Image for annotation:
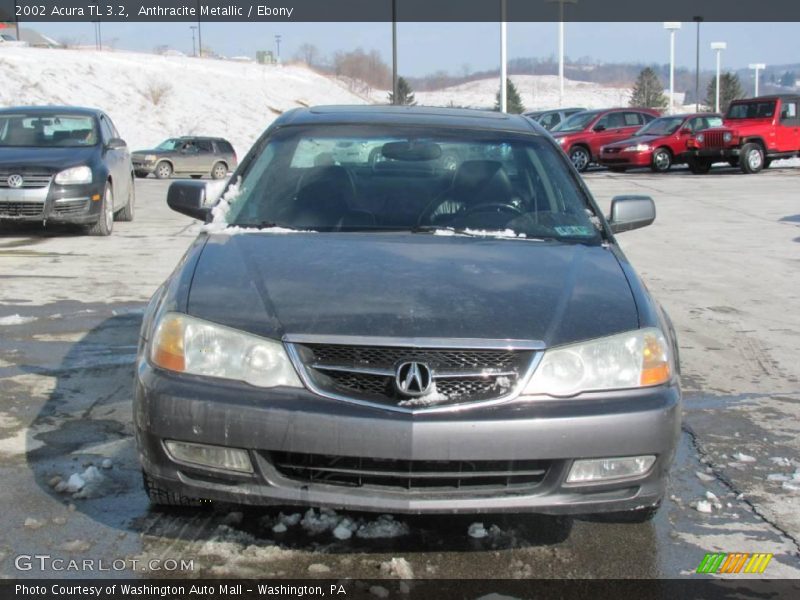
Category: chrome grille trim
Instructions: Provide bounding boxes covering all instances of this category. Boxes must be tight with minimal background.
[0,171,53,189]
[284,337,543,414]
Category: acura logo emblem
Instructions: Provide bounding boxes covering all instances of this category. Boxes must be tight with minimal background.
[395,361,432,397]
[7,174,23,189]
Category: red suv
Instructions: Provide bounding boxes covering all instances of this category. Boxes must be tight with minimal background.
[598,113,722,172]
[551,108,661,172]
[687,95,800,174]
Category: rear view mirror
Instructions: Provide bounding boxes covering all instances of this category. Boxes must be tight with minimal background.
[608,195,655,234]
[593,124,606,132]
[106,137,127,149]
[382,141,442,162]
[167,180,211,221]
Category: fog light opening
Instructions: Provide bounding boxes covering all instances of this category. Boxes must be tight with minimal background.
[164,440,253,473]
[567,455,656,483]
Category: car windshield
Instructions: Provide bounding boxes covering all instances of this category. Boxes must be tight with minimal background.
[221,125,602,243]
[727,101,776,119]
[156,138,182,150]
[637,116,685,136]
[0,113,98,147]
[551,111,599,133]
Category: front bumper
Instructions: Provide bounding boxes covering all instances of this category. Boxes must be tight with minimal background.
[134,360,681,515]
[687,147,740,159]
[0,181,105,224]
[132,159,156,173]
[598,151,652,167]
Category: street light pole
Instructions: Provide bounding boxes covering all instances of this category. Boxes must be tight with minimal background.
[547,0,576,108]
[190,26,197,57]
[275,34,282,64]
[500,0,507,112]
[693,16,702,112]
[748,63,765,97]
[664,22,681,114]
[392,0,398,105]
[196,1,202,57]
[711,42,726,112]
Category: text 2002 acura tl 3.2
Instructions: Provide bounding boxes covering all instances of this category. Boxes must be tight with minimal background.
[135,106,681,522]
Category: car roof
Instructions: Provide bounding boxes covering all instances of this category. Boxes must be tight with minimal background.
[731,94,800,102]
[0,105,103,117]
[272,105,543,135]
[174,136,230,142]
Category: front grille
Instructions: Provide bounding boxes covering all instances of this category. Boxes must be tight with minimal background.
[53,198,89,216]
[603,147,622,154]
[271,451,549,491]
[290,341,535,410]
[0,202,44,217]
[0,170,52,189]
[702,131,727,148]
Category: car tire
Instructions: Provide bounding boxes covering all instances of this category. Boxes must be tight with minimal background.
[87,183,114,236]
[115,179,135,222]
[154,161,173,179]
[687,157,712,174]
[740,143,764,174]
[142,472,205,508]
[211,162,228,180]
[651,148,672,172]
[569,146,591,172]
[134,170,149,178]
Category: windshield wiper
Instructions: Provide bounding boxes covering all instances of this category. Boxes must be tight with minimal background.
[411,225,554,240]
[230,221,298,230]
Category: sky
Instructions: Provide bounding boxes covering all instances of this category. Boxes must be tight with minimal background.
[25,21,800,76]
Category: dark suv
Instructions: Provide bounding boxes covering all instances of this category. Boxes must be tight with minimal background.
[132,137,237,180]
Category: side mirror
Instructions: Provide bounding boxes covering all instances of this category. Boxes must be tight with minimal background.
[106,137,127,149]
[167,181,211,221]
[607,195,655,234]
[593,124,606,132]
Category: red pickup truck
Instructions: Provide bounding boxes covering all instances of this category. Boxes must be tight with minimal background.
[687,94,800,174]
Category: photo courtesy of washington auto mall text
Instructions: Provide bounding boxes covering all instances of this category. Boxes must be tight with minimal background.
[0,0,799,599]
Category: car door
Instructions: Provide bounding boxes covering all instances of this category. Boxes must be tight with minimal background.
[588,112,627,157]
[98,114,126,210]
[776,99,800,151]
[194,140,216,173]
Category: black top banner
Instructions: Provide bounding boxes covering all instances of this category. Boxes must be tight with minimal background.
[2,0,800,23]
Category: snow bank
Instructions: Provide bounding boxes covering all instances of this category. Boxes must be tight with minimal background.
[266,508,409,540]
[0,314,37,326]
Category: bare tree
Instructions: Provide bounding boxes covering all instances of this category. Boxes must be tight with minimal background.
[294,43,319,66]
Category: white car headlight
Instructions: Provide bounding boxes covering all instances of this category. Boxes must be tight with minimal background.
[723,132,733,142]
[556,137,567,145]
[523,328,672,397]
[696,133,705,143]
[623,144,651,152]
[54,165,92,185]
[149,313,302,388]
[144,154,157,162]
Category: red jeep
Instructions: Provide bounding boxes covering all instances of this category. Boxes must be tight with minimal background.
[687,94,800,174]
[550,108,661,172]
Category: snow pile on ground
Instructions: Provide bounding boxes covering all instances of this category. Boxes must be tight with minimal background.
[0,314,37,326]
[266,508,409,540]
[370,74,632,111]
[0,47,369,157]
[380,557,414,579]
[51,465,107,499]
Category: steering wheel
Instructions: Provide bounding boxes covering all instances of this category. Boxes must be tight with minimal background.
[461,202,524,218]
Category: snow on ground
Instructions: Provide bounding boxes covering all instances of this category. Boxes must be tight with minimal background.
[370,74,633,111]
[0,47,369,157]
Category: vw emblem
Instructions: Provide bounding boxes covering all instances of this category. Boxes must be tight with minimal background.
[7,174,23,189]
[395,362,432,397]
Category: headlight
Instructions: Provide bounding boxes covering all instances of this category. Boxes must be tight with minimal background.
[556,137,567,145]
[723,132,733,143]
[696,133,705,143]
[54,166,92,185]
[144,154,157,162]
[523,328,672,397]
[149,312,302,388]
[622,144,651,152]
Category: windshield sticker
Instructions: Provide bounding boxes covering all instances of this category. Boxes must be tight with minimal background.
[554,225,594,237]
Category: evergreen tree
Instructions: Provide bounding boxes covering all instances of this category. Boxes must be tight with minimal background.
[779,71,797,88]
[495,79,525,113]
[629,68,668,109]
[388,77,416,105]
[705,72,744,112]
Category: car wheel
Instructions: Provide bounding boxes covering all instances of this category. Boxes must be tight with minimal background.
[154,161,173,179]
[211,162,228,180]
[740,143,764,174]
[651,148,672,172]
[569,146,591,172]
[142,472,205,508]
[687,157,712,174]
[87,183,114,236]
[115,179,135,222]
[134,170,149,178]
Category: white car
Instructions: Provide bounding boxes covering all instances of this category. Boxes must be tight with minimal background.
[0,33,28,47]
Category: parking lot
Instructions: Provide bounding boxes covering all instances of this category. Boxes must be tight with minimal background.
[1,166,799,579]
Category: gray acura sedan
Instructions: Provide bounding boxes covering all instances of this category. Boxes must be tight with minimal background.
[135,106,680,522]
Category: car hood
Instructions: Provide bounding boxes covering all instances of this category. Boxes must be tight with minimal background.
[186,232,639,348]
[718,119,773,134]
[0,145,97,170]
[604,134,666,149]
